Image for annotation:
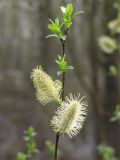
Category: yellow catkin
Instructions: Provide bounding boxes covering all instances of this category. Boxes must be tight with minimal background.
[108,18,120,34]
[98,36,117,54]
[31,66,62,105]
[51,93,88,138]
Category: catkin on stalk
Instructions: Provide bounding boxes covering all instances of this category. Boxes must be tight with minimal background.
[51,93,87,138]
[31,66,62,105]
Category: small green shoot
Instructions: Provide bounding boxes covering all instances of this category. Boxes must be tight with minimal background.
[17,152,27,160]
[61,3,84,29]
[16,127,38,160]
[61,3,73,29]
[98,145,118,160]
[47,18,63,39]
[55,55,74,75]
[109,65,118,76]
[47,3,84,40]
[111,104,120,122]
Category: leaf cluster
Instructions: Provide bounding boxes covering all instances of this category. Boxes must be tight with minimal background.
[111,104,120,123]
[55,55,73,75]
[47,3,83,40]
[17,127,38,160]
[98,145,118,160]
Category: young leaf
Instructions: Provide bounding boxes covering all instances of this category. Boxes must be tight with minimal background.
[46,34,59,39]
[48,18,63,39]
[66,3,73,16]
[61,6,66,14]
[111,104,120,123]
[17,152,26,160]
[55,18,60,26]
[64,19,72,29]
[72,11,84,18]
[48,24,61,34]
[98,145,118,160]
[55,55,74,74]
[55,55,68,72]
[109,65,118,76]
[67,66,74,70]
[17,127,38,160]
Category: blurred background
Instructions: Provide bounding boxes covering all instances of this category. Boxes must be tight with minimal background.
[0,0,120,160]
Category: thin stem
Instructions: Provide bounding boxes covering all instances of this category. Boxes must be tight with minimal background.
[118,36,120,98]
[54,31,68,160]
[62,40,65,57]
[54,133,60,160]
[61,40,66,101]
[62,71,65,100]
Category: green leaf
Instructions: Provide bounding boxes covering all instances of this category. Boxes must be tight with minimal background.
[111,104,120,123]
[46,34,59,39]
[60,3,82,30]
[66,3,73,16]
[48,19,63,38]
[98,145,118,160]
[55,55,74,74]
[27,143,36,155]
[67,66,74,70]
[17,127,38,160]
[109,65,118,76]
[61,3,82,29]
[23,136,30,142]
[63,18,72,28]
[72,10,84,18]
[46,140,55,158]
[55,18,60,26]
[55,55,68,72]
[17,152,26,160]
[27,127,36,137]
[48,24,61,33]
[60,61,67,71]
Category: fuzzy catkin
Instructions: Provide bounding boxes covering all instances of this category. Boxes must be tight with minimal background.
[31,66,62,105]
[51,93,88,138]
[108,18,120,34]
[98,36,117,54]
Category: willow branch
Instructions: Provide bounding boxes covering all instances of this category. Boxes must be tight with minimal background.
[54,31,67,160]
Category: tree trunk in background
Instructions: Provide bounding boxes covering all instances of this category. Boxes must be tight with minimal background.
[39,0,51,68]
[88,0,120,158]
[87,0,120,159]
[68,0,120,159]
[103,54,120,157]
[88,1,104,158]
